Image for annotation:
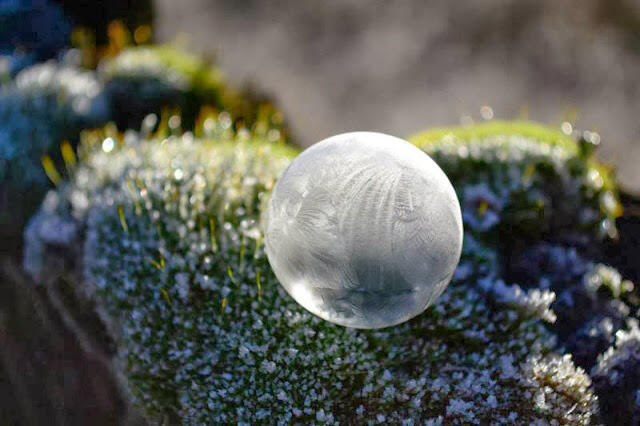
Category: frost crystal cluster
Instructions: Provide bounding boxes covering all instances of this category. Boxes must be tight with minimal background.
[265,132,463,329]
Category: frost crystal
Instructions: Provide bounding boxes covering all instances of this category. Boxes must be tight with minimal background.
[265,132,463,329]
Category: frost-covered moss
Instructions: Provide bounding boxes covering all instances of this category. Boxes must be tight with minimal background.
[0,60,107,187]
[2,45,287,246]
[25,120,599,424]
[0,59,109,239]
[99,45,286,133]
[410,121,638,425]
[410,120,621,243]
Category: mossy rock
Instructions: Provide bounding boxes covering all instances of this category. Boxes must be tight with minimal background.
[25,119,606,424]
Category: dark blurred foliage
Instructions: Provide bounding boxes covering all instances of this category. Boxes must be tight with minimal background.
[505,196,640,424]
[0,0,70,75]
[0,0,154,72]
[606,192,640,284]
[0,2,152,424]
[55,0,153,46]
[506,206,640,425]
[0,0,71,58]
[591,333,640,426]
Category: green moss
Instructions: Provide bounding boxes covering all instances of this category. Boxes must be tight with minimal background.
[410,120,579,153]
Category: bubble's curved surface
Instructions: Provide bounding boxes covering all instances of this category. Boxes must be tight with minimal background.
[265,132,463,328]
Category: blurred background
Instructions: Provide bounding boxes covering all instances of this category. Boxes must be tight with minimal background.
[154,0,640,194]
[0,1,638,425]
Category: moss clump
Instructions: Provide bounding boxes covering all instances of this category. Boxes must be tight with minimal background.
[0,60,109,244]
[409,120,621,243]
[409,120,638,425]
[412,120,580,151]
[0,61,108,187]
[1,45,289,253]
[25,119,599,424]
[99,45,287,134]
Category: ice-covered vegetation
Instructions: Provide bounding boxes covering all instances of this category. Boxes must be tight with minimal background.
[25,117,639,424]
[1,43,284,244]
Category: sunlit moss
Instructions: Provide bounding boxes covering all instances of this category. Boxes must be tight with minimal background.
[411,120,580,152]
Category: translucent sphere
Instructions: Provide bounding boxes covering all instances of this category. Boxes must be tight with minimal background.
[264,132,463,329]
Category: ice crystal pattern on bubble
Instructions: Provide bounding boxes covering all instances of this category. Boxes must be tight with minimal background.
[265,132,463,329]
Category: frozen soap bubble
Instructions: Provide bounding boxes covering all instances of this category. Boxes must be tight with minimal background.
[264,132,463,329]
